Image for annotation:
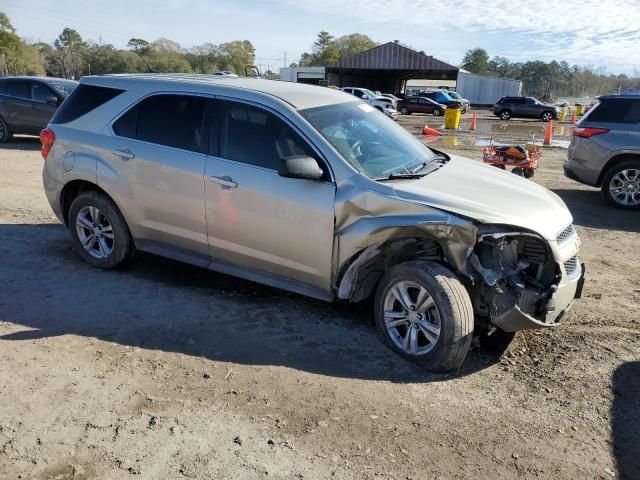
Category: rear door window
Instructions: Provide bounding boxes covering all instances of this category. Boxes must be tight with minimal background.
[6,81,30,99]
[113,94,208,153]
[51,84,124,124]
[219,101,316,171]
[587,99,640,124]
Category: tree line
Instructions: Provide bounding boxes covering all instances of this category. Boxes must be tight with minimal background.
[0,12,257,78]
[3,9,638,98]
[461,47,640,99]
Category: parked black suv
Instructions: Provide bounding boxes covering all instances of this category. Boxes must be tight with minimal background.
[493,96,560,122]
[0,76,78,142]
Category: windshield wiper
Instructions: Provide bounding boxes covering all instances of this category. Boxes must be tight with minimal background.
[375,172,427,182]
[410,154,448,174]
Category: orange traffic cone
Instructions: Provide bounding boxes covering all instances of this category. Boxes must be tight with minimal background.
[571,110,577,124]
[423,126,443,136]
[470,112,477,130]
[543,120,553,146]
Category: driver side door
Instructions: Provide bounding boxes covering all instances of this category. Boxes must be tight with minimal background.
[204,99,336,293]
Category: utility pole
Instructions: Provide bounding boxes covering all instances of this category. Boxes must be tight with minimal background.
[283,52,287,67]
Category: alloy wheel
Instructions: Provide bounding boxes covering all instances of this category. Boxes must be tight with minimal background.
[0,121,6,141]
[609,168,640,206]
[383,281,441,355]
[500,111,511,120]
[542,112,553,121]
[75,206,115,259]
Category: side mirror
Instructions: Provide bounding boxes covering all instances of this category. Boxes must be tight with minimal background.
[361,94,369,100]
[46,96,59,105]
[278,155,324,181]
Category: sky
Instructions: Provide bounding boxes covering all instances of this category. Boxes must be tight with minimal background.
[4,0,640,75]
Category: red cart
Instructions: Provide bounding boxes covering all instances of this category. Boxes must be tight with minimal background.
[482,138,541,178]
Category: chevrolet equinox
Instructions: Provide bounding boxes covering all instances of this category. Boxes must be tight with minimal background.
[42,74,585,372]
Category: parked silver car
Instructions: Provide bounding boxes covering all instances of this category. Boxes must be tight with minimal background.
[565,94,640,209]
[42,74,584,371]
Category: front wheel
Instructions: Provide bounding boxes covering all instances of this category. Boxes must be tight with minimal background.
[374,261,474,372]
[541,111,554,122]
[399,106,409,115]
[432,108,442,116]
[601,160,640,210]
[69,191,134,268]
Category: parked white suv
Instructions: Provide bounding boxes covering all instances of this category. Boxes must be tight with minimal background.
[341,87,398,120]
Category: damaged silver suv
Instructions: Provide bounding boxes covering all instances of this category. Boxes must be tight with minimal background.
[42,75,585,372]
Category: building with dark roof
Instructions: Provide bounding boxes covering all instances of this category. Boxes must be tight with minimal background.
[325,41,458,93]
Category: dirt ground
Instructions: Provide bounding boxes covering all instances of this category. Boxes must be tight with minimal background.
[1,112,639,480]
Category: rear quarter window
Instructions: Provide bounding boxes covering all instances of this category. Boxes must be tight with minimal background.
[586,100,640,124]
[51,84,124,124]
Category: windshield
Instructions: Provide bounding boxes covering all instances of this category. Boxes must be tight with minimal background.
[300,101,438,179]
[362,88,378,98]
[48,82,78,97]
[448,92,461,99]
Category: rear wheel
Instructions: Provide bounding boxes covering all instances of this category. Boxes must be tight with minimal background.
[0,117,10,143]
[399,106,409,115]
[601,160,640,210]
[432,108,442,116]
[69,191,134,268]
[374,261,474,372]
[511,167,524,176]
[523,167,535,178]
[499,110,512,121]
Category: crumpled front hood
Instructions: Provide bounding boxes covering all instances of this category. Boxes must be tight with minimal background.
[391,154,573,240]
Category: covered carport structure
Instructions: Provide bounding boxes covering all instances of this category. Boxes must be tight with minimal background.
[326,41,458,94]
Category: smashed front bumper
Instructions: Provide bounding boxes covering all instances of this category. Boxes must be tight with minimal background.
[493,261,585,332]
[470,227,584,333]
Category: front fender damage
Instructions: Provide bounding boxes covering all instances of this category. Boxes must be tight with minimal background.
[333,185,478,301]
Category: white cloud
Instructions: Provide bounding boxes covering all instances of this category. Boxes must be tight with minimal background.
[277,0,640,72]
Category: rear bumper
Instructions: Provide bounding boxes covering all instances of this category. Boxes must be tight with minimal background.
[563,157,600,187]
[42,165,65,224]
[492,262,585,332]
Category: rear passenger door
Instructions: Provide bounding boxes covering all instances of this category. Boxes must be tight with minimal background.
[4,80,32,131]
[107,93,210,261]
[204,99,336,291]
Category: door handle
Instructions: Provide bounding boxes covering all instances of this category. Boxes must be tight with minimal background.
[208,175,237,189]
[111,148,135,160]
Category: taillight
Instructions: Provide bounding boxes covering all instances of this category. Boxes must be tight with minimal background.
[573,126,609,138]
[40,128,56,160]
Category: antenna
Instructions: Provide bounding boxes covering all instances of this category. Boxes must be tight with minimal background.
[134,51,157,73]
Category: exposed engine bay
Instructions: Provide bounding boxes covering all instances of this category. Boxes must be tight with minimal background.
[468,231,561,331]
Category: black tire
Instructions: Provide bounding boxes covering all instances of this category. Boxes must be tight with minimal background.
[374,261,474,372]
[399,106,409,115]
[499,110,511,121]
[375,106,383,113]
[0,117,10,143]
[68,191,134,268]
[600,159,640,210]
[492,164,506,170]
[524,167,535,178]
[432,108,442,117]
[511,167,524,176]
[541,111,554,122]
